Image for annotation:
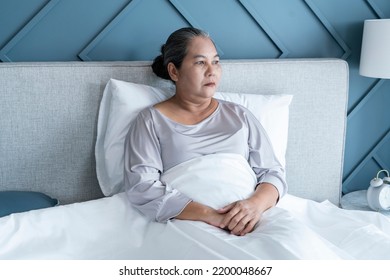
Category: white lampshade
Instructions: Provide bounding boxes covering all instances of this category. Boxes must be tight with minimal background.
[359,19,390,79]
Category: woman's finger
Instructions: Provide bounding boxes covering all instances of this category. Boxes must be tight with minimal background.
[219,202,241,228]
[240,217,259,236]
[216,202,235,213]
[230,214,252,236]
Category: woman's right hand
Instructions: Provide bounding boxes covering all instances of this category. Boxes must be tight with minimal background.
[175,201,226,228]
[203,207,229,229]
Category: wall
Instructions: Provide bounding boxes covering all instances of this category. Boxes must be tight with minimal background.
[1,0,389,194]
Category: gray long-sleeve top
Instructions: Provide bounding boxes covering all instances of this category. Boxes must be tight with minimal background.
[124,99,287,222]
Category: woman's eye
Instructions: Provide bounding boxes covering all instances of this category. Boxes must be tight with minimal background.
[195,61,205,65]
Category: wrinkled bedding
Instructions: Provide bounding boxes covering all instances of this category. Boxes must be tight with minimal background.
[1,153,389,260]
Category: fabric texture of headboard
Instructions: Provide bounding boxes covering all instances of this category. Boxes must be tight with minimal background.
[0,59,348,205]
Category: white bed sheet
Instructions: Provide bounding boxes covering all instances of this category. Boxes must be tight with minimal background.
[1,154,389,260]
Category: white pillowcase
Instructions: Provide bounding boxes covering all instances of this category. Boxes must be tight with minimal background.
[95,79,292,196]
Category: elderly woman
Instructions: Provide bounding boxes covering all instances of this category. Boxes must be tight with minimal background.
[124,27,287,236]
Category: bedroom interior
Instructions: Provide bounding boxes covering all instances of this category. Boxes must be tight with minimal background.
[0,0,390,275]
[1,0,389,195]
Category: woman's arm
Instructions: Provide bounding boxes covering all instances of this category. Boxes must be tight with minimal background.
[124,110,192,222]
[245,106,288,200]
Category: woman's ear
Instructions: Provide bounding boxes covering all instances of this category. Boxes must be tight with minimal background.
[167,62,179,82]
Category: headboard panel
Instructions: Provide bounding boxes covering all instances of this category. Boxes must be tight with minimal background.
[0,59,348,205]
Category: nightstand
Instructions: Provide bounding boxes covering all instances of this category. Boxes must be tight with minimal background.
[341,190,390,217]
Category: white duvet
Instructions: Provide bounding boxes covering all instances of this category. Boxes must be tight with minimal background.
[1,153,390,260]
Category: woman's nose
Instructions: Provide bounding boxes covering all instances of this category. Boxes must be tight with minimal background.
[206,63,216,76]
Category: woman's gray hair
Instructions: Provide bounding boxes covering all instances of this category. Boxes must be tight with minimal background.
[152,27,211,81]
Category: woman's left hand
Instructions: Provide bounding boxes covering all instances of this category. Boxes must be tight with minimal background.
[217,182,279,236]
[217,198,263,236]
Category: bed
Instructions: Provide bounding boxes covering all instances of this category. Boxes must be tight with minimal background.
[0,59,389,260]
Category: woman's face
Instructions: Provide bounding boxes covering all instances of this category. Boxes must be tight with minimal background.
[169,36,221,102]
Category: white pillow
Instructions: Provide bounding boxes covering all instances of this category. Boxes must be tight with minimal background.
[95,79,292,196]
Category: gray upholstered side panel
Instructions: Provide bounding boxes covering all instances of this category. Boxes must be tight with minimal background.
[0,59,348,205]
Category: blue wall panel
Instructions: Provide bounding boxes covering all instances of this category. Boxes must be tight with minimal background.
[241,0,346,58]
[0,0,49,49]
[0,0,130,61]
[170,0,282,59]
[80,0,190,61]
[1,0,389,195]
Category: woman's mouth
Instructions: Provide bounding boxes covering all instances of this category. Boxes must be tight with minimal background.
[204,82,216,87]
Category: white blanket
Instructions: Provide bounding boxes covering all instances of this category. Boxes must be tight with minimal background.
[1,153,390,259]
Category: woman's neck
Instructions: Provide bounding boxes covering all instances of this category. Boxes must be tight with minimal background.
[170,94,216,114]
[155,95,219,125]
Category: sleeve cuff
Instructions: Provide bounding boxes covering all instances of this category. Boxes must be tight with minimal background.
[259,174,287,201]
[155,191,192,223]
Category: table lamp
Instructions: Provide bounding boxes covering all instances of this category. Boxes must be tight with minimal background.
[359,19,390,211]
[360,19,390,78]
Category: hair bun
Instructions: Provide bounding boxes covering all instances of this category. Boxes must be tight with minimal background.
[151,54,171,80]
[160,44,166,55]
